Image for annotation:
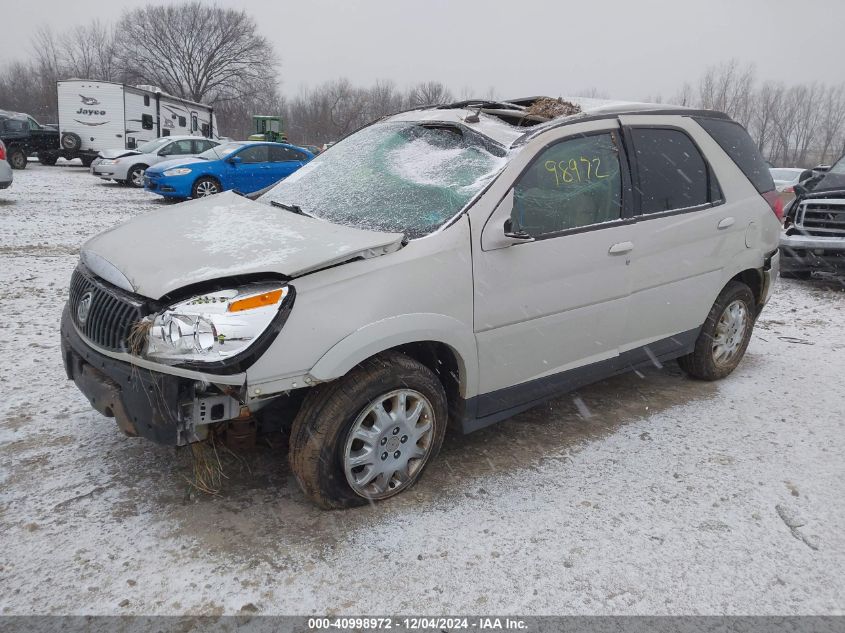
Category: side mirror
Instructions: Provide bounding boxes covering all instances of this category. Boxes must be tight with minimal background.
[503,217,533,242]
[228,155,242,165]
[481,189,534,250]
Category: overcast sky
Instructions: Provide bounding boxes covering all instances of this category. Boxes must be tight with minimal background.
[3,0,843,100]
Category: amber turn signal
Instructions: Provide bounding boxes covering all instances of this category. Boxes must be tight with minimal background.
[228,288,285,312]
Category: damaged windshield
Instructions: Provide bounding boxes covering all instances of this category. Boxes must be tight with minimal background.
[261,121,508,238]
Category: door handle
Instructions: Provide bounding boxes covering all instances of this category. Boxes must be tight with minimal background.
[608,241,634,255]
[717,217,735,229]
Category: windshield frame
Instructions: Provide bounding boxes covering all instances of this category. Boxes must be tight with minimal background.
[258,119,510,240]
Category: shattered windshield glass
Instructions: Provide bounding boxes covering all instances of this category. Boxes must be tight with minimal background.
[261,121,508,238]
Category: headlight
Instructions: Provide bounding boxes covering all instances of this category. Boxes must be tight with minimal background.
[145,284,290,365]
[99,159,119,165]
[163,167,192,176]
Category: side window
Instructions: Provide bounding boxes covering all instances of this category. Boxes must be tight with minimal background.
[162,128,170,137]
[177,115,186,128]
[268,146,305,162]
[141,114,154,130]
[512,133,622,237]
[143,95,150,107]
[201,122,209,136]
[630,128,711,213]
[191,114,198,132]
[28,117,40,131]
[167,139,194,155]
[237,145,269,164]
[193,139,213,153]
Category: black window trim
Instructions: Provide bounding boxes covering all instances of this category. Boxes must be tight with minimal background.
[623,123,725,222]
[501,125,636,244]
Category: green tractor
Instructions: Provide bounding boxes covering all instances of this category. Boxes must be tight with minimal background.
[248,115,287,143]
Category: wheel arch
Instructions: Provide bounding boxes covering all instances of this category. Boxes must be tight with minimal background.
[309,314,478,403]
[730,268,763,307]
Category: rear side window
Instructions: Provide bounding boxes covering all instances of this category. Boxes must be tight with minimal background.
[630,128,711,213]
[141,114,154,130]
[695,117,774,193]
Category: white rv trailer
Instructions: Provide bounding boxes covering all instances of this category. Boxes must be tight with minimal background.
[55,80,217,164]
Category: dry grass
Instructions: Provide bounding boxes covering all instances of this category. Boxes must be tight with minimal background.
[183,433,252,496]
[128,318,152,356]
[525,97,582,119]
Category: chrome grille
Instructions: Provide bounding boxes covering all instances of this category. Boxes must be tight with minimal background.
[796,201,845,237]
[68,268,147,352]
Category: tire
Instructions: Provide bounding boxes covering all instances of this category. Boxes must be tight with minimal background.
[126,164,148,188]
[678,281,756,381]
[191,177,221,198]
[8,148,27,170]
[289,351,448,509]
[61,132,81,151]
[38,152,58,166]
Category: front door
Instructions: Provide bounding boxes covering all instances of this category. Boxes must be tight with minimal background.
[230,145,270,192]
[472,125,634,418]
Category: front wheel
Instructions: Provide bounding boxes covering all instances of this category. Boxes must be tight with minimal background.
[678,281,755,381]
[191,177,220,198]
[126,164,147,188]
[289,351,448,509]
[8,149,27,170]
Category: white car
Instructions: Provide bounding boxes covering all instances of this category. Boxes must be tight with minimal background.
[62,98,781,508]
[90,136,219,188]
[0,140,12,189]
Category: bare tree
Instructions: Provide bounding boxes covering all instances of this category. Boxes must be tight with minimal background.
[816,84,845,163]
[407,81,453,107]
[115,2,277,104]
[699,59,756,126]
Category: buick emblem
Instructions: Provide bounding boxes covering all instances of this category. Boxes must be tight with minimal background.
[77,291,93,326]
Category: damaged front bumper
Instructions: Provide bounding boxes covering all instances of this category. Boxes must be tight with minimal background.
[60,306,244,446]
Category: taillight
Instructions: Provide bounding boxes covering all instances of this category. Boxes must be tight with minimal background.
[0,141,5,161]
[762,190,784,222]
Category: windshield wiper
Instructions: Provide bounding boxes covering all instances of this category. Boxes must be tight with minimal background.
[271,200,314,218]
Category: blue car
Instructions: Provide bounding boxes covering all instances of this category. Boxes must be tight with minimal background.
[144,141,313,199]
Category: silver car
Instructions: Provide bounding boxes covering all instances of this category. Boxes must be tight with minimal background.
[90,135,219,187]
[61,98,781,508]
[0,140,12,189]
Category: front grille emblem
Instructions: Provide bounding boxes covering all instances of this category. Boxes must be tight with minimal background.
[77,291,93,326]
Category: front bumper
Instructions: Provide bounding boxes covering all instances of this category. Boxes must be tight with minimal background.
[144,173,191,198]
[61,306,198,445]
[779,233,845,273]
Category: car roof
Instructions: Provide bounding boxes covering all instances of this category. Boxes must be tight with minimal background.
[385,96,727,148]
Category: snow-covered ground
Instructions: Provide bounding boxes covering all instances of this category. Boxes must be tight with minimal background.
[1,162,843,616]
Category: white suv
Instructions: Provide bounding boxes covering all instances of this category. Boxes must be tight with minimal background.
[90,135,219,187]
[61,98,781,508]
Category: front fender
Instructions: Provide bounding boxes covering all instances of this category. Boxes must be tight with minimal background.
[309,313,478,399]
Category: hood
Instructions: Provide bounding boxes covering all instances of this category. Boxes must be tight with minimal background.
[146,157,203,174]
[81,191,405,299]
[99,148,140,159]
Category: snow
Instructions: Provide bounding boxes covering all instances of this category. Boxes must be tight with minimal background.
[1,162,844,616]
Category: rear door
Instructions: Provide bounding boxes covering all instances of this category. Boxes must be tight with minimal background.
[267,146,307,186]
[472,121,635,417]
[620,115,744,354]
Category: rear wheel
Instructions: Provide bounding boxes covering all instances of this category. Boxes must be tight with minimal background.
[289,351,448,509]
[192,177,220,198]
[8,148,27,170]
[127,164,148,188]
[678,281,755,381]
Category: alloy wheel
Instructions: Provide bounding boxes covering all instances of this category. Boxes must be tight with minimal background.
[195,181,219,197]
[342,389,435,499]
[712,299,749,366]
